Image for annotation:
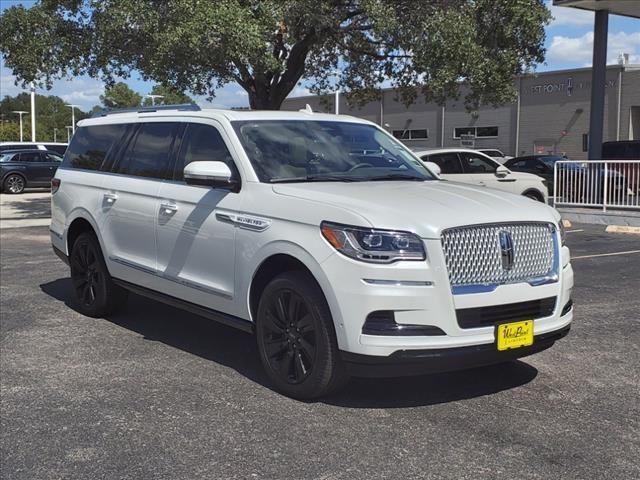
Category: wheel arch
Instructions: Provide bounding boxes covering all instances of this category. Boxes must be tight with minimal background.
[522,188,546,202]
[2,170,27,187]
[247,246,346,349]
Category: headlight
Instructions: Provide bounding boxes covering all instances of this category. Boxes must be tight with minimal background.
[558,219,566,245]
[320,221,425,263]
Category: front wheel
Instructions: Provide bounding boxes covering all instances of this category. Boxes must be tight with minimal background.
[69,232,128,317]
[256,271,348,399]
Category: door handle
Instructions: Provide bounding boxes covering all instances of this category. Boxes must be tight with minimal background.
[103,192,118,204]
[160,202,178,215]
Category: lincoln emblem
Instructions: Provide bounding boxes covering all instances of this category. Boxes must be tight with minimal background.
[498,230,515,271]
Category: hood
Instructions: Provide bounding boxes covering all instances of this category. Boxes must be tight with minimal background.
[272,180,558,239]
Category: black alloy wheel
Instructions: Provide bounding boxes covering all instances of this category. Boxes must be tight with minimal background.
[4,174,25,194]
[69,232,127,317]
[262,288,317,384]
[256,272,348,399]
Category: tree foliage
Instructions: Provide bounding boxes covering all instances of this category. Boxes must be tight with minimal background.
[0,0,551,110]
[99,82,142,109]
[0,93,90,142]
[142,84,194,106]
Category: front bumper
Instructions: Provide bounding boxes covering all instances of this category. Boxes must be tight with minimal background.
[341,324,571,378]
[321,238,574,357]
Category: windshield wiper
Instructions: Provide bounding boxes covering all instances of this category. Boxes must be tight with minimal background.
[368,174,427,182]
[269,174,359,183]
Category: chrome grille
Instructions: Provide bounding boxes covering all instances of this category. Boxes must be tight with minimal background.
[441,223,556,287]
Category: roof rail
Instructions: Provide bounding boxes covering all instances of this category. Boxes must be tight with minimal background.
[91,103,201,118]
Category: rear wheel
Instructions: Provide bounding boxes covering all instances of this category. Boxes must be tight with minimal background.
[69,232,128,317]
[4,174,25,194]
[256,271,348,399]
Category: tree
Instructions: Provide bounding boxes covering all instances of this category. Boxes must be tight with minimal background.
[0,122,21,142]
[0,1,551,110]
[99,82,142,109]
[0,93,90,142]
[142,84,194,106]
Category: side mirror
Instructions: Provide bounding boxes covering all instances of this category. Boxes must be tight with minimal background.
[184,161,239,191]
[424,161,441,177]
[495,165,510,177]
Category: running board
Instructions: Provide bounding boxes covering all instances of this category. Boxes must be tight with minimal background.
[112,278,254,334]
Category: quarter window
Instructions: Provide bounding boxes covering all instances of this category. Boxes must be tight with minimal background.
[116,122,179,179]
[174,123,236,181]
[63,124,126,171]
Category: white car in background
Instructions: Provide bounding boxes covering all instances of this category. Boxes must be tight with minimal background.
[415,148,548,203]
[478,149,512,164]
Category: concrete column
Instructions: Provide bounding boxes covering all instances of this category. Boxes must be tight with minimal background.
[588,9,608,159]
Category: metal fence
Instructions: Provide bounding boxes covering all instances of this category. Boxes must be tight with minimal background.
[553,160,640,211]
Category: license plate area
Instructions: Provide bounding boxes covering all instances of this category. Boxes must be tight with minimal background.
[496,320,534,351]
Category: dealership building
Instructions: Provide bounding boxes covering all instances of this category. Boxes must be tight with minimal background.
[282,64,640,160]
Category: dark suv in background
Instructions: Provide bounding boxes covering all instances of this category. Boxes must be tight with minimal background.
[0,149,63,194]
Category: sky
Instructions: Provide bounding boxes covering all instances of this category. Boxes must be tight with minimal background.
[1,0,639,112]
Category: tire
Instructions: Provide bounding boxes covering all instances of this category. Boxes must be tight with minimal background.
[69,232,128,317]
[256,271,349,399]
[3,174,25,194]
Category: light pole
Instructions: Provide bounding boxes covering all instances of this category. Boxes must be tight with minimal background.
[30,82,36,141]
[65,104,80,134]
[66,126,73,142]
[53,128,58,142]
[145,94,164,106]
[331,70,341,115]
[12,111,28,142]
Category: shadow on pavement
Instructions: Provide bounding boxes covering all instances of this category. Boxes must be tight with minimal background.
[40,277,538,407]
[2,191,51,218]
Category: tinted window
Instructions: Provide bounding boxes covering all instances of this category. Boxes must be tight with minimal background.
[117,122,178,179]
[175,123,235,181]
[44,152,63,162]
[43,144,67,155]
[509,159,528,169]
[425,153,463,174]
[18,152,41,163]
[63,124,125,171]
[459,152,497,173]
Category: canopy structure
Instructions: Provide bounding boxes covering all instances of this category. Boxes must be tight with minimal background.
[553,0,640,159]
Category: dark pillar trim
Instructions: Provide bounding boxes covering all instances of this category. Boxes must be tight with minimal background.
[588,9,609,159]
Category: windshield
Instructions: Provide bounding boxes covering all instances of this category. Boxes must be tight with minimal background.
[232,120,435,183]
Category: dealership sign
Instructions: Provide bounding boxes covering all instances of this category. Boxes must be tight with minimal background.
[529,77,616,96]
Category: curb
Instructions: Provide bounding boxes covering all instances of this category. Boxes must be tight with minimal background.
[605,225,640,235]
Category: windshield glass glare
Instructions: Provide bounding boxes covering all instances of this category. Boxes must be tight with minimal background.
[232,120,435,183]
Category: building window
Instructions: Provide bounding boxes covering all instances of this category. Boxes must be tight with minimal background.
[453,126,499,139]
[392,129,428,140]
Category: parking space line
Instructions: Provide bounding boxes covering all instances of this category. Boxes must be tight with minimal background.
[572,250,640,260]
[566,229,584,233]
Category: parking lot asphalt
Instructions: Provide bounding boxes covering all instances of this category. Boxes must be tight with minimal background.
[1,223,639,480]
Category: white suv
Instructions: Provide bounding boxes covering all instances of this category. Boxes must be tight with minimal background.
[415,148,548,203]
[50,105,574,399]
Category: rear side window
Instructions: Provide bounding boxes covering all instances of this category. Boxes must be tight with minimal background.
[116,122,179,179]
[63,124,125,171]
[18,152,41,163]
[174,123,235,181]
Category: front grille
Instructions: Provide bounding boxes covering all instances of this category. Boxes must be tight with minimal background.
[441,222,556,288]
[456,297,557,329]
